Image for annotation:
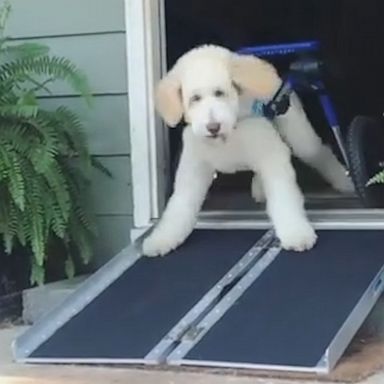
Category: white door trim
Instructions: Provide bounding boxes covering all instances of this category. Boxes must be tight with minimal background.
[124,0,168,229]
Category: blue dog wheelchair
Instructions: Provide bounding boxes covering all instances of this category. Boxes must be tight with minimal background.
[238,41,384,208]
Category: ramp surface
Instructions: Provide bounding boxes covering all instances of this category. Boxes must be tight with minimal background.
[27,230,262,361]
[178,231,384,371]
[14,228,384,374]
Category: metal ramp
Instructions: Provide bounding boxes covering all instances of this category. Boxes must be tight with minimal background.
[13,229,384,375]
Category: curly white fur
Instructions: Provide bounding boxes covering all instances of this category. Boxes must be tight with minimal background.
[143,45,353,256]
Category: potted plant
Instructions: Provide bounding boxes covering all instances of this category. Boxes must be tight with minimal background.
[0,2,106,315]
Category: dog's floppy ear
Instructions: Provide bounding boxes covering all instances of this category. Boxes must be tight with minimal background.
[231,54,282,100]
[155,69,183,127]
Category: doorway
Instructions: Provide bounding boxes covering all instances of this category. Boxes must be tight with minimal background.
[163,0,384,217]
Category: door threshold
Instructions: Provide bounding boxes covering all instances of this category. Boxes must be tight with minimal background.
[197,209,384,230]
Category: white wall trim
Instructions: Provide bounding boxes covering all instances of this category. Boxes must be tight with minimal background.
[124,0,166,228]
[130,227,151,243]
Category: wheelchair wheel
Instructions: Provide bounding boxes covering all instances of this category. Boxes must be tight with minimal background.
[346,115,384,208]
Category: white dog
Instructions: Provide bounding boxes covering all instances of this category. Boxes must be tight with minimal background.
[143,45,353,256]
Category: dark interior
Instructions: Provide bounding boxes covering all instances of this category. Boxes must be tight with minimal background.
[164,0,384,211]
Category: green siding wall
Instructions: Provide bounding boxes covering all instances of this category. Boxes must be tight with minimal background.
[8,0,133,266]
[8,0,125,38]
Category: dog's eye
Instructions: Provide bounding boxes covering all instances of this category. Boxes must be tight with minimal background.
[232,82,242,94]
[190,94,202,104]
[214,89,226,98]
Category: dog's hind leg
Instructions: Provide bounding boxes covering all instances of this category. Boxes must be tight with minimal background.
[142,147,214,257]
[275,93,354,194]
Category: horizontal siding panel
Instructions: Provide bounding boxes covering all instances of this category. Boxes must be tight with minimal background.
[93,215,133,267]
[40,95,130,155]
[89,157,132,215]
[8,0,125,38]
[28,34,128,95]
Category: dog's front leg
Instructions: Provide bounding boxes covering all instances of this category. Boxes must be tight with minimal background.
[142,149,214,257]
[257,147,317,252]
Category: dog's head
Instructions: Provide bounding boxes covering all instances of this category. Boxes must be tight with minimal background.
[155,45,281,140]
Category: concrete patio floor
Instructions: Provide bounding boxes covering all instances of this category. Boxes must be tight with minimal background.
[1,326,384,384]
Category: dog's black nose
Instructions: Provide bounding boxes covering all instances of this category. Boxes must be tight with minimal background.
[207,122,220,135]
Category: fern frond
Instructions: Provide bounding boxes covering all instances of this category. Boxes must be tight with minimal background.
[0,143,25,210]
[0,77,15,96]
[15,209,26,247]
[68,215,93,265]
[91,157,112,178]
[65,255,75,279]
[0,143,11,179]
[39,107,90,164]
[367,170,384,185]
[0,104,38,118]
[24,176,47,266]
[0,42,49,61]
[4,201,17,253]
[0,56,92,103]
[23,116,59,173]
[0,187,17,254]
[6,148,25,210]
[1,122,37,155]
[42,161,71,223]
[30,261,45,286]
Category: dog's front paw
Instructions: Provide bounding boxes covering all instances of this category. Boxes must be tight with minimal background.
[332,172,355,194]
[142,232,179,257]
[278,221,317,252]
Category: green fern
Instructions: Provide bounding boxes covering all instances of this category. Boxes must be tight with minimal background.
[367,170,384,186]
[0,3,106,285]
[0,56,92,104]
[0,43,50,62]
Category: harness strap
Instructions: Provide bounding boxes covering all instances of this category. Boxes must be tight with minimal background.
[251,79,292,119]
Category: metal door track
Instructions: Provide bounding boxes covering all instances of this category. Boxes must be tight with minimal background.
[13,229,384,375]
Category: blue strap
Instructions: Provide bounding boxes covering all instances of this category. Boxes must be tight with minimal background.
[251,100,266,117]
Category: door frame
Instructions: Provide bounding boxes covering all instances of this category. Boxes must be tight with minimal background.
[124,0,168,230]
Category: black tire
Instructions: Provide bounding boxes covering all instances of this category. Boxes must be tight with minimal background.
[346,115,384,208]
